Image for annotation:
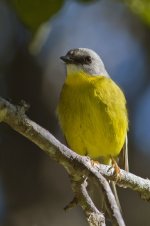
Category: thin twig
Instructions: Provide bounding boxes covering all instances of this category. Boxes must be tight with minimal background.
[95,164,150,201]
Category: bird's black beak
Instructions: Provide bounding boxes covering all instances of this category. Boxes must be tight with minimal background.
[60,55,72,63]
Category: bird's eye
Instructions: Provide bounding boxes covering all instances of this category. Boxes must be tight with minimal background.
[84,56,92,64]
[69,50,74,56]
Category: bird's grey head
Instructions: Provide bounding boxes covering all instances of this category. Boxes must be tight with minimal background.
[60,48,109,77]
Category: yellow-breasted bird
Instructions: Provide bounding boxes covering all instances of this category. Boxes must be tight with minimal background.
[57,48,129,207]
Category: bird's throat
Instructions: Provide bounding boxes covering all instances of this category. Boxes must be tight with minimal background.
[66,65,94,86]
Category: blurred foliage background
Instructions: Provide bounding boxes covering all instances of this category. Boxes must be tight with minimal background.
[0,0,150,225]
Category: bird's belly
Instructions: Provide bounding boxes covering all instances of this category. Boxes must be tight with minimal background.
[64,115,123,159]
[58,93,126,159]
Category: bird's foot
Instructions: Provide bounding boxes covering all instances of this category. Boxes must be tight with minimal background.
[90,159,100,167]
[110,156,121,182]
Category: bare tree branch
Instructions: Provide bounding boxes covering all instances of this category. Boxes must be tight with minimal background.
[0,97,150,225]
[70,176,106,226]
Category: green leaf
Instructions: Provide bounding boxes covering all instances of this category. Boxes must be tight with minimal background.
[10,0,64,31]
[123,0,150,25]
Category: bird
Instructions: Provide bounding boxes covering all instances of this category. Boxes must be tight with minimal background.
[57,48,129,208]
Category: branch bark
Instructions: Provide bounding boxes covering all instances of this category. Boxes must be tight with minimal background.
[0,97,150,225]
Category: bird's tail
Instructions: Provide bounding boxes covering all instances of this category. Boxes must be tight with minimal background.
[111,181,122,211]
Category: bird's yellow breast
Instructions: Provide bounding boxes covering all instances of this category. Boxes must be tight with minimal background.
[57,71,128,160]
